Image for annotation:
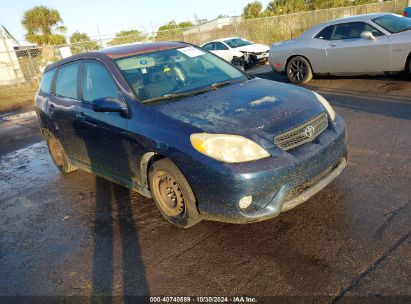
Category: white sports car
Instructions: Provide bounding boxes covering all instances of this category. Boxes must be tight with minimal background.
[202,37,269,68]
[269,13,411,83]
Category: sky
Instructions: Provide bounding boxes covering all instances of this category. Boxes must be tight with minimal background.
[1,0,271,43]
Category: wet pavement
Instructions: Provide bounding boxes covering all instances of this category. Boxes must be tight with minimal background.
[0,67,410,302]
[0,111,42,155]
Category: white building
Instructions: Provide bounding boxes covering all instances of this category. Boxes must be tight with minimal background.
[0,30,25,85]
[183,16,242,36]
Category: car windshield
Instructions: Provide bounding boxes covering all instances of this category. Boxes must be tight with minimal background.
[115,46,247,104]
[373,14,411,33]
[224,38,253,48]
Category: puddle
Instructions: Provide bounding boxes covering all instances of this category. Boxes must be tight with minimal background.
[0,142,58,201]
[1,111,37,122]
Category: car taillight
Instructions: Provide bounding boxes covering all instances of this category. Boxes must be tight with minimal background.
[404,11,408,17]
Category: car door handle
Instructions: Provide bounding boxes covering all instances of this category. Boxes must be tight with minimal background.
[330,44,337,47]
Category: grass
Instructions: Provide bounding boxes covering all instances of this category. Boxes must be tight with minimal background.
[0,84,38,114]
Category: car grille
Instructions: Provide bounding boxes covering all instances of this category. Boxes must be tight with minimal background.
[285,160,340,201]
[274,113,328,150]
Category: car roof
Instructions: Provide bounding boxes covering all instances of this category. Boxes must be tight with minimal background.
[330,12,388,24]
[98,41,188,58]
[44,41,188,72]
[299,12,392,38]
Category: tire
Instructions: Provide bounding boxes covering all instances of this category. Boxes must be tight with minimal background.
[407,55,411,77]
[286,56,313,84]
[45,131,78,173]
[148,158,201,228]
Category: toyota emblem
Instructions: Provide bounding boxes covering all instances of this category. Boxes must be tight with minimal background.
[303,125,315,138]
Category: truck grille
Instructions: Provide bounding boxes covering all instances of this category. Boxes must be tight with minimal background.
[274,113,328,150]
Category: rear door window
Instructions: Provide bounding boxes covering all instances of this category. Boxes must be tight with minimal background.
[202,43,214,51]
[55,63,80,99]
[39,69,56,93]
[214,42,229,50]
[82,61,118,103]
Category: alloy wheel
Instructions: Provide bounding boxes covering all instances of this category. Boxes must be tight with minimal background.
[288,59,307,82]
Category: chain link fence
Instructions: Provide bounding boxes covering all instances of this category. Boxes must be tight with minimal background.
[0,0,408,111]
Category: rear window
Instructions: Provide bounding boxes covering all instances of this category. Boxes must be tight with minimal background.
[39,69,56,93]
[373,14,411,33]
[55,63,79,99]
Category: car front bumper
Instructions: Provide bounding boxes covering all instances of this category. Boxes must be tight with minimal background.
[244,52,269,64]
[175,114,348,224]
[256,52,269,60]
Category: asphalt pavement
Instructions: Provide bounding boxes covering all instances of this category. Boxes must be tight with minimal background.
[0,65,410,303]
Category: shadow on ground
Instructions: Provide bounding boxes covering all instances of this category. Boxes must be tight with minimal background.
[76,117,150,301]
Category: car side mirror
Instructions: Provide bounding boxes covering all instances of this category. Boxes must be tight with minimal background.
[92,97,127,115]
[361,31,375,40]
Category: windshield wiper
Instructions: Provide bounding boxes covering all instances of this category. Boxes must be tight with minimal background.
[143,79,244,104]
[209,79,243,89]
[143,86,215,104]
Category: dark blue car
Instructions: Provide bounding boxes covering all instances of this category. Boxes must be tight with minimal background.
[35,42,347,228]
[404,6,411,17]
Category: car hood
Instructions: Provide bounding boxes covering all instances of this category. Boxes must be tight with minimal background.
[155,78,325,148]
[235,43,269,53]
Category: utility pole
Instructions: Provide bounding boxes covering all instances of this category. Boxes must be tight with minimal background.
[150,21,156,42]
[96,25,103,47]
[194,13,202,44]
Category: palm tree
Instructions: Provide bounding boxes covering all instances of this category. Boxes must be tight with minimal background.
[242,1,263,19]
[108,30,146,46]
[69,31,100,54]
[21,6,67,45]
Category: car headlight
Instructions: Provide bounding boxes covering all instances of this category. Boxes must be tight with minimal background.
[190,133,270,163]
[313,91,335,121]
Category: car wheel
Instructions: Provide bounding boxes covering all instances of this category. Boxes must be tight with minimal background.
[46,131,77,173]
[286,56,313,84]
[149,158,201,228]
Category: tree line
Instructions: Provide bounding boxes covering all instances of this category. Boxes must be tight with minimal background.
[20,1,381,50]
[20,5,194,52]
[242,0,380,19]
